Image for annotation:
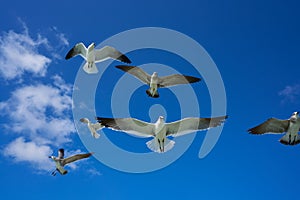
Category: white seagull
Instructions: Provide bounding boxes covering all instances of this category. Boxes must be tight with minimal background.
[248,111,300,145]
[80,118,103,139]
[49,149,93,176]
[115,65,201,98]
[96,115,228,153]
[65,42,131,74]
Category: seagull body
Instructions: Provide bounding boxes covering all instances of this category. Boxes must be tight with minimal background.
[80,118,103,139]
[248,112,300,145]
[96,115,228,153]
[115,65,201,98]
[66,43,131,74]
[49,149,93,175]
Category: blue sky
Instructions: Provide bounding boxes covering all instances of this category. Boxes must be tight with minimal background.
[1,0,300,199]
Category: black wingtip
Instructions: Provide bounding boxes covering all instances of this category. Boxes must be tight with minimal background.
[117,55,131,64]
[115,65,136,72]
[65,48,74,60]
[185,75,201,83]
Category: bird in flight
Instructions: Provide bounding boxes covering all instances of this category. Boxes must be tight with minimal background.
[80,118,103,139]
[115,65,201,98]
[96,115,228,153]
[49,148,93,176]
[65,42,131,74]
[248,111,300,145]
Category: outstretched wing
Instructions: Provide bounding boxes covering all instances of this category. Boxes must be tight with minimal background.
[65,42,87,59]
[58,148,65,159]
[115,65,151,84]
[158,74,200,88]
[248,118,289,135]
[166,116,228,137]
[62,153,93,166]
[95,46,131,63]
[96,117,155,138]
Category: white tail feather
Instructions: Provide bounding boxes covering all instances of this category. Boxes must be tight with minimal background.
[146,138,175,153]
[83,63,98,74]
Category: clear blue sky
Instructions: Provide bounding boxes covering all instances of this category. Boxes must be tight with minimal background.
[1,0,300,199]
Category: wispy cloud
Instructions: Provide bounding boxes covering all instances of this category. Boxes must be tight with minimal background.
[0,76,75,146]
[0,21,92,175]
[0,27,51,80]
[3,137,53,171]
[87,168,102,176]
[0,21,70,80]
[278,84,300,103]
[0,75,78,173]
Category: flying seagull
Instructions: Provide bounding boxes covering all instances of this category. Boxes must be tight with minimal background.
[248,111,300,145]
[49,149,93,176]
[65,42,131,74]
[96,115,228,153]
[115,65,201,98]
[80,118,103,139]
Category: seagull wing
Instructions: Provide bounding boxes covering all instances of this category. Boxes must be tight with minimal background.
[94,46,131,63]
[96,117,155,138]
[166,116,228,137]
[65,42,87,59]
[62,153,93,166]
[58,148,64,159]
[115,65,151,84]
[158,74,201,88]
[248,118,289,135]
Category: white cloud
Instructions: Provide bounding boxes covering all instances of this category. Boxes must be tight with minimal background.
[0,76,75,146]
[3,137,54,171]
[0,29,51,80]
[87,168,102,176]
[278,84,300,103]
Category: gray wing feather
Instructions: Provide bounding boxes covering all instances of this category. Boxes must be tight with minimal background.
[65,43,87,59]
[62,153,93,166]
[95,46,131,63]
[115,65,151,84]
[96,117,154,137]
[248,118,289,135]
[158,74,201,88]
[166,116,228,137]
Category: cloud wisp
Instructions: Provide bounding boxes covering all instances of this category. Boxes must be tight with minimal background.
[278,84,300,104]
[0,22,70,80]
[0,29,51,80]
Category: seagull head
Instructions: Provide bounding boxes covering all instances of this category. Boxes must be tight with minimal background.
[158,116,165,122]
[153,72,158,77]
[80,118,89,124]
[292,111,299,116]
[290,112,300,122]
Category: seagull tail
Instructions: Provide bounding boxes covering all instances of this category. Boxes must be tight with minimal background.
[146,138,175,153]
[83,63,98,74]
[279,134,300,145]
[57,167,68,175]
[146,89,159,98]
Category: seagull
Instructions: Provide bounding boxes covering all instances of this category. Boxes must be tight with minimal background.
[65,42,131,74]
[115,65,201,98]
[80,118,103,139]
[96,115,228,153]
[248,111,300,145]
[49,149,93,176]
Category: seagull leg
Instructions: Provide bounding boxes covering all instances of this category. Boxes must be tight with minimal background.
[51,170,57,176]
